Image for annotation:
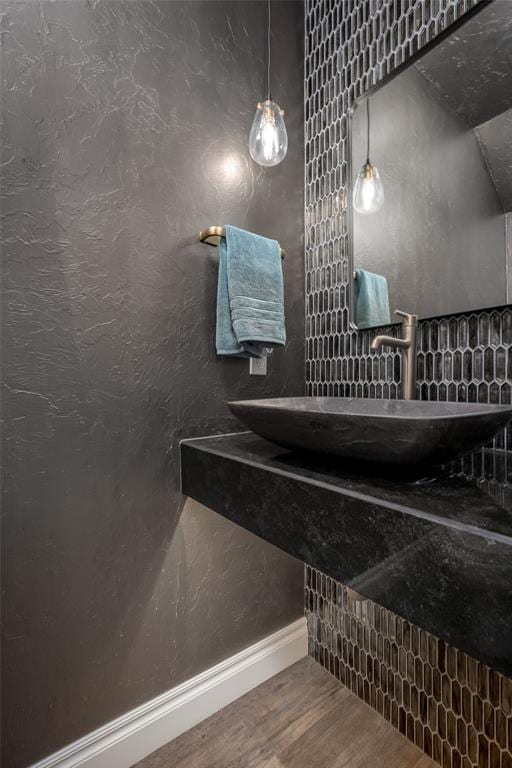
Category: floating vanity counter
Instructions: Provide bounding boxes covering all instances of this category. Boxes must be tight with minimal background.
[181,432,512,678]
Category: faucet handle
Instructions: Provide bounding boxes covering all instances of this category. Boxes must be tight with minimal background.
[395,309,418,326]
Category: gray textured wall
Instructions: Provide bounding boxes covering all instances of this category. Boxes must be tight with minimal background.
[475,109,512,214]
[352,65,506,321]
[507,213,512,302]
[1,2,304,766]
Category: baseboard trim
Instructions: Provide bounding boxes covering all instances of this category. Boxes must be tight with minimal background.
[30,617,307,768]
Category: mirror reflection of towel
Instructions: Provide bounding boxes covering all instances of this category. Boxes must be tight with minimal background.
[355,268,391,328]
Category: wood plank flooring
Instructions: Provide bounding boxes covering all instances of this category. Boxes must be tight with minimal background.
[133,657,436,768]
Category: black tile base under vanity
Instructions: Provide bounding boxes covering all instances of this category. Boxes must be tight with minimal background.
[307,568,512,768]
[180,432,512,679]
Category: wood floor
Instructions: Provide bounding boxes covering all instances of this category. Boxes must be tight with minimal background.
[133,657,436,768]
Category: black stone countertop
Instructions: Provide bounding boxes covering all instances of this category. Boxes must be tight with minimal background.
[180,432,512,678]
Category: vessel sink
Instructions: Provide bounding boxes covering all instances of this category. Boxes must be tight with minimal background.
[227,397,512,467]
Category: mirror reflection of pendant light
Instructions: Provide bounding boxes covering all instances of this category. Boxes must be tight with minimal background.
[353,99,384,214]
[249,0,288,166]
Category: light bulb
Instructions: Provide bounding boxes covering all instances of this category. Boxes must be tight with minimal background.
[353,161,384,215]
[249,99,288,166]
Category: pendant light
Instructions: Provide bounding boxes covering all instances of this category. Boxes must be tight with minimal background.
[353,99,384,214]
[249,0,288,166]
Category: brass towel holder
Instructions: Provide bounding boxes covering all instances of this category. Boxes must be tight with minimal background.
[198,226,286,259]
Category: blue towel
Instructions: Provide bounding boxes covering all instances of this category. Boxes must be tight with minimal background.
[216,225,285,358]
[355,268,391,328]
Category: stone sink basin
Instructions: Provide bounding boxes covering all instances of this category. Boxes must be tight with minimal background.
[227,397,512,467]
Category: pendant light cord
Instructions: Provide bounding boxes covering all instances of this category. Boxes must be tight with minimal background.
[267,0,271,100]
[366,98,370,162]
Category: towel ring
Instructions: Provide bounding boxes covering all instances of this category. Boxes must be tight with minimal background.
[198,226,286,260]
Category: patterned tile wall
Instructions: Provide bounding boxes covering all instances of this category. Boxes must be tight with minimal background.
[304,2,512,766]
[306,567,512,768]
[304,0,511,510]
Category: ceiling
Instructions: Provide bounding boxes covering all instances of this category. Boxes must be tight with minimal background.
[416,0,512,128]
[415,0,512,212]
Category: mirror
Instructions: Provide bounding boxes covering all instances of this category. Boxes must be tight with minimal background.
[349,0,512,330]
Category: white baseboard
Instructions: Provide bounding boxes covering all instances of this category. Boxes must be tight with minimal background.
[30,617,307,768]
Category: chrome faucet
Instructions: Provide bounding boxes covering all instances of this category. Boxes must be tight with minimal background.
[370,310,418,400]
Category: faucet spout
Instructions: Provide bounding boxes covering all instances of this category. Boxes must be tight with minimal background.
[370,334,410,351]
[370,310,418,400]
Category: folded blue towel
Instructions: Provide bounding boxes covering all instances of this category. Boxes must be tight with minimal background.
[355,268,391,328]
[216,225,285,358]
